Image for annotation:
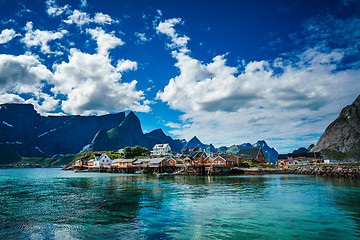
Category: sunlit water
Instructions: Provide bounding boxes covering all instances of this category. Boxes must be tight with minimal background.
[1,168,360,239]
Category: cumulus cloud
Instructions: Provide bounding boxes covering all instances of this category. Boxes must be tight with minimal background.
[0,29,20,44]
[94,12,115,24]
[21,22,68,54]
[25,92,59,115]
[0,93,25,104]
[0,53,58,115]
[64,10,116,27]
[0,54,52,93]
[156,17,360,152]
[63,9,91,26]
[156,18,190,52]
[52,49,150,115]
[46,0,69,17]
[117,59,138,72]
[86,27,123,55]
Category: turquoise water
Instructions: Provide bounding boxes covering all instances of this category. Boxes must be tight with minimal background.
[1,169,360,239]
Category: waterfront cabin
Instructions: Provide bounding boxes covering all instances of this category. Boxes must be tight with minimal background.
[220,153,242,167]
[111,159,136,168]
[93,153,112,167]
[166,158,176,166]
[152,144,172,155]
[147,158,167,167]
[132,159,151,167]
[238,148,266,163]
[278,152,322,165]
[173,158,186,167]
[73,158,88,167]
[87,159,94,166]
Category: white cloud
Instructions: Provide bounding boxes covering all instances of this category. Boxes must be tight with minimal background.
[86,27,124,55]
[63,9,91,26]
[64,10,116,27]
[117,59,138,72]
[156,18,190,52]
[25,92,59,115]
[52,49,150,115]
[0,29,19,44]
[0,54,52,94]
[21,22,68,54]
[165,122,184,129]
[81,0,87,7]
[0,53,58,115]
[134,32,152,44]
[0,93,25,104]
[46,0,69,17]
[156,18,360,152]
[94,12,115,24]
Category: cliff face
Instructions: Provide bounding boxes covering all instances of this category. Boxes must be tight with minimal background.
[312,95,360,153]
[0,103,125,157]
[85,113,185,153]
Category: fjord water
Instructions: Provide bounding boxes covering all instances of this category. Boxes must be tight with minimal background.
[1,169,360,240]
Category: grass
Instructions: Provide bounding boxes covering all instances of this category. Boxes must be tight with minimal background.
[322,149,360,160]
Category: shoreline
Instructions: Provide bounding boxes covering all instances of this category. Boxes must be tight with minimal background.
[65,164,360,178]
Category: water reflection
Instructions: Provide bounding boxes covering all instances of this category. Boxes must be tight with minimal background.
[1,169,360,239]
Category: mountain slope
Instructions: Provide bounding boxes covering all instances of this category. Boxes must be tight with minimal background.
[217,140,278,163]
[0,103,125,157]
[183,136,216,151]
[145,129,183,153]
[312,95,360,157]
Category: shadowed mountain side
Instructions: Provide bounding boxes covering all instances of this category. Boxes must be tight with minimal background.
[312,95,360,160]
[183,136,216,151]
[145,129,183,153]
[0,103,125,157]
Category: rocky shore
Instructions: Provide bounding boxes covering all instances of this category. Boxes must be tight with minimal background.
[288,165,360,177]
[240,165,360,177]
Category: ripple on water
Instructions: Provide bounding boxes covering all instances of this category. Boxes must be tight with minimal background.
[1,169,360,239]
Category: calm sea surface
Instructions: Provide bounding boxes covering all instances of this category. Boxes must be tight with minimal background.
[0,168,360,240]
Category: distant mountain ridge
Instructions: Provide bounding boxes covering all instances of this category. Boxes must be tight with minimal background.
[0,103,279,163]
[218,140,279,163]
[183,136,216,151]
[0,103,125,158]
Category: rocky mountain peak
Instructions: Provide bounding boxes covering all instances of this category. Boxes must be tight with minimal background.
[312,95,360,154]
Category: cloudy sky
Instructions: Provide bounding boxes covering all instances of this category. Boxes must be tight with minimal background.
[0,0,359,153]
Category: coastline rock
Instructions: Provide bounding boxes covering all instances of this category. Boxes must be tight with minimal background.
[312,95,360,154]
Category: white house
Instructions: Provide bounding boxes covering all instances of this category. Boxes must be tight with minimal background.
[324,159,341,164]
[93,153,112,167]
[152,144,172,155]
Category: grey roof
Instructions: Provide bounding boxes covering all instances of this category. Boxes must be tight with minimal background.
[222,156,234,162]
[153,144,171,149]
[237,148,261,159]
[168,157,185,162]
[112,159,136,163]
[133,158,165,164]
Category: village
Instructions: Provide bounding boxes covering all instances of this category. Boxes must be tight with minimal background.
[70,143,325,175]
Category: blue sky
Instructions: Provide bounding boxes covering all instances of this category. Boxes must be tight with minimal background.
[0,0,359,153]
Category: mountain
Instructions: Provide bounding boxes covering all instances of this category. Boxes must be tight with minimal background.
[183,136,216,151]
[252,140,279,163]
[0,104,193,161]
[0,103,125,158]
[292,147,309,154]
[311,95,360,160]
[144,129,183,153]
[217,140,278,163]
[88,112,185,153]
